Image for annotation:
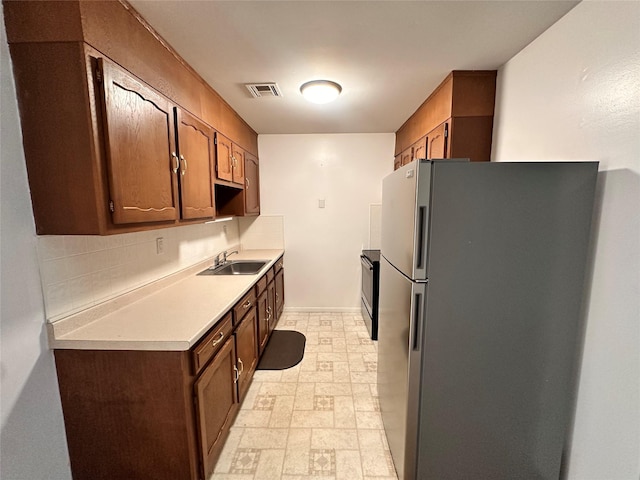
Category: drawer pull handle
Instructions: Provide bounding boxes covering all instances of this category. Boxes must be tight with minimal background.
[211,331,224,347]
[238,358,244,375]
[233,365,239,383]
[243,300,252,309]
[266,306,272,321]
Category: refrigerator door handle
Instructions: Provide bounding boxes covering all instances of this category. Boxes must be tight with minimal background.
[410,283,427,352]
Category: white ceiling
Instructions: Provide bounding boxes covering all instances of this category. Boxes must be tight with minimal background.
[128,0,579,135]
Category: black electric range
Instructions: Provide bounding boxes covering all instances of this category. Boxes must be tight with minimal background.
[360,249,380,340]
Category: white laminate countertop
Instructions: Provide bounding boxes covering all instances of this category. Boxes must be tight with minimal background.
[47,249,284,351]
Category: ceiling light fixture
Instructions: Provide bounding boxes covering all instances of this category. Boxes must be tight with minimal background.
[300,80,342,104]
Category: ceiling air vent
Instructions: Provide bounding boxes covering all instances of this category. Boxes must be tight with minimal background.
[245,83,283,98]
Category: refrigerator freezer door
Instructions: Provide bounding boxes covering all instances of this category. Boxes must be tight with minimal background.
[377,256,427,480]
[381,161,431,281]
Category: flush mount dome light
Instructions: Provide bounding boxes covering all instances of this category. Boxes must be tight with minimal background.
[300,80,342,104]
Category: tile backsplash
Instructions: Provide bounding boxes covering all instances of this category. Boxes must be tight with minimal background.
[38,221,241,321]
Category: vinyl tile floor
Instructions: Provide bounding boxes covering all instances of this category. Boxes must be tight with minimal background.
[210,311,399,480]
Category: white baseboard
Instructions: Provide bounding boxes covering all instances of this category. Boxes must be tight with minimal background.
[284,307,361,313]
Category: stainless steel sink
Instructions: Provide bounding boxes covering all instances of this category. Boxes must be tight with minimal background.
[198,260,267,276]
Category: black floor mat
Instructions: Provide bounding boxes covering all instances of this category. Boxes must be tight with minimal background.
[257,330,306,370]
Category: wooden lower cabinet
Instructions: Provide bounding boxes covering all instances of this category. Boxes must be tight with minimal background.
[267,279,277,334]
[54,350,200,480]
[257,289,270,355]
[194,337,239,479]
[275,269,285,321]
[53,258,285,480]
[235,307,258,402]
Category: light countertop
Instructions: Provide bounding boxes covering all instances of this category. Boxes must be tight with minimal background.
[47,249,284,351]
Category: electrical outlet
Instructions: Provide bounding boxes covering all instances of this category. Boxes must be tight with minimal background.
[156,237,164,255]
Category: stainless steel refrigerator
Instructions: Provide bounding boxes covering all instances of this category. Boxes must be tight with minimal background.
[378,160,598,480]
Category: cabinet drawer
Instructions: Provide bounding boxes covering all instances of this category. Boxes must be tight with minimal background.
[192,312,233,374]
[274,257,284,272]
[266,268,274,284]
[233,289,257,325]
[256,275,267,296]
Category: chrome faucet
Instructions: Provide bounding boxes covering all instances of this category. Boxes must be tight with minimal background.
[222,250,239,263]
[214,249,239,267]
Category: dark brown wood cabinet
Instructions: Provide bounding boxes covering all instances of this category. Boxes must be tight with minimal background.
[426,121,449,159]
[394,71,496,169]
[267,279,277,334]
[412,135,428,160]
[4,0,259,235]
[214,132,234,183]
[194,337,238,480]
[234,307,258,401]
[54,350,200,480]
[52,255,285,480]
[175,108,216,220]
[275,269,285,321]
[244,152,261,215]
[231,144,245,185]
[257,289,270,355]
[99,59,180,225]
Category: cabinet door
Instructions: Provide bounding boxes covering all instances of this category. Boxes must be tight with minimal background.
[267,281,276,334]
[412,136,428,160]
[427,121,449,159]
[235,308,258,401]
[244,152,260,215]
[275,269,285,321]
[231,144,245,185]
[257,290,270,356]
[99,59,178,224]
[194,337,238,480]
[215,132,233,182]
[175,108,215,220]
[400,147,413,166]
[394,154,402,171]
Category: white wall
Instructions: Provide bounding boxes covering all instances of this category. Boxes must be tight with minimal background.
[0,11,72,478]
[258,134,394,310]
[492,2,640,479]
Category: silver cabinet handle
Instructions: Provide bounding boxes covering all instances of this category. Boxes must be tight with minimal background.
[238,358,244,375]
[243,300,252,309]
[233,365,239,383]
[245,178,250,188]
[180,154,187,176]
[266,306,272,321]
[172,152,179,173]
[211,331,224,347]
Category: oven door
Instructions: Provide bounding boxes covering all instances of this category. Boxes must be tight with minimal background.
[361,254,375,336]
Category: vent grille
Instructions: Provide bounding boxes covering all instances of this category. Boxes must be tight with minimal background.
[245,83,283,98]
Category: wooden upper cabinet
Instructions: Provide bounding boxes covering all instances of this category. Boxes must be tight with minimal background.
[231,144,245,185]
[412,136,428,160]
[244,152,260,215]
[99,59,179,225]
[5,0,259,234]
[175,108,215,220]
[401,147,414,167]
[215,132,234,183]
[427,121,449,160]
[394,71,496,165]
